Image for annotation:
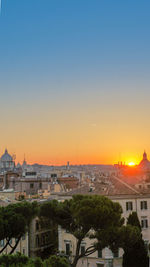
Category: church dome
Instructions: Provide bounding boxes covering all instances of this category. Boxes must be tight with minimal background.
[1,149,13,162]
[139,150,150,169]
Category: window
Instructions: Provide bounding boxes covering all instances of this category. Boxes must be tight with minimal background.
[126,202,133,211]
[65,243,70,255]
[23,248,26,255]
[81,245,85,255]
[141,219,148,228]
[141,201,147,210]
[26,172,36,176]
[22,234,26,240]
[9,239,12,245]
[39,182,42,189]
[97,264,104,267]
[0,240,4,247]
[98,249,102,258]
[144,240,149,252]
[36,221,39,231]
[113,249,119,258]
[51,174,57,178]
[106,260,113,267]
[36,235,40,247]
[41,234,46,245]
[30,183,34,189]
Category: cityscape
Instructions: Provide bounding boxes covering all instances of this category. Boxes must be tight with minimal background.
[0,149,150,266]
[0,1,150,267]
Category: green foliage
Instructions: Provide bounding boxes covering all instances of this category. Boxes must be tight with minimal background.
[40,195,124,267]
[25,257,43,267]
[123,240,149,267]
[33,257,43,267]
[122,212,149,267]
[127,211,141,231]
[119,225,141,250]
[0,201,38,239]
[0,252,28,267]
[40,195,123,239]
[0,254,70,267]
[40,196,150,267]
[43,255,70,267]
[0,201,38,254]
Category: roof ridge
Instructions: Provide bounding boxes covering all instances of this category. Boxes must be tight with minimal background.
[112,175,140,194]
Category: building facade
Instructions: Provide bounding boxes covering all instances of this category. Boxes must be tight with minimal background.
[57,191,150,267]
[29,216,57,259]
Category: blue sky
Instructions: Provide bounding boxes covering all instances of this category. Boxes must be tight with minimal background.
[1,0,150,94]
[0,0,150,164]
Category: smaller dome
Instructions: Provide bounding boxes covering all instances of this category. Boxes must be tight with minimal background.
[1,149,13,162]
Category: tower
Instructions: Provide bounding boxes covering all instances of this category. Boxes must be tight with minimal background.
[143,151,147,161]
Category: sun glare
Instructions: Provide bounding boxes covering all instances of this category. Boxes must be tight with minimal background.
[128,162,136,167]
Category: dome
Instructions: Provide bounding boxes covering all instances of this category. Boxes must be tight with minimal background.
[1,149,13,162]
[139,150,150,169]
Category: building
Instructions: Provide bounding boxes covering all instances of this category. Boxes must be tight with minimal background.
[0,191,29,256]
[0,232,29,256]
[0,191,55,259]
[139,151,150,170]
[29,216,57,259]
[0,149,15,172]
[57,176,79,190]
[56,176,150,267]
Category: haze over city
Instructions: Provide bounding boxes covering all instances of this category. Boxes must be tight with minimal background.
[0,0,150,165]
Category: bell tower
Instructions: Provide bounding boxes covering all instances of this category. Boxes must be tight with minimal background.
[143,151,147,160]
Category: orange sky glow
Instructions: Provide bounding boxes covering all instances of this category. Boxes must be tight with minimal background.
[1,1,150,167]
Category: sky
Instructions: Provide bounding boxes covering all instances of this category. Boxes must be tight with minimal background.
[0,0,150,165]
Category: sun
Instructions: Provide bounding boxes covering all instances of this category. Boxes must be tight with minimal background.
[128,162,136,167]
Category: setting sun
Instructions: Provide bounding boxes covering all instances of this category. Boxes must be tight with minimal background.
[128,162,136,166]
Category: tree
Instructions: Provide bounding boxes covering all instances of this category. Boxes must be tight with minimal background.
[0,201,38,254]
[40,195,124,267]
[0,252,28,267]
[0,254,70,267]
[122,212,148,267]
[43,255,70,267]
[32,257,43,267]
[127,211,141,230]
